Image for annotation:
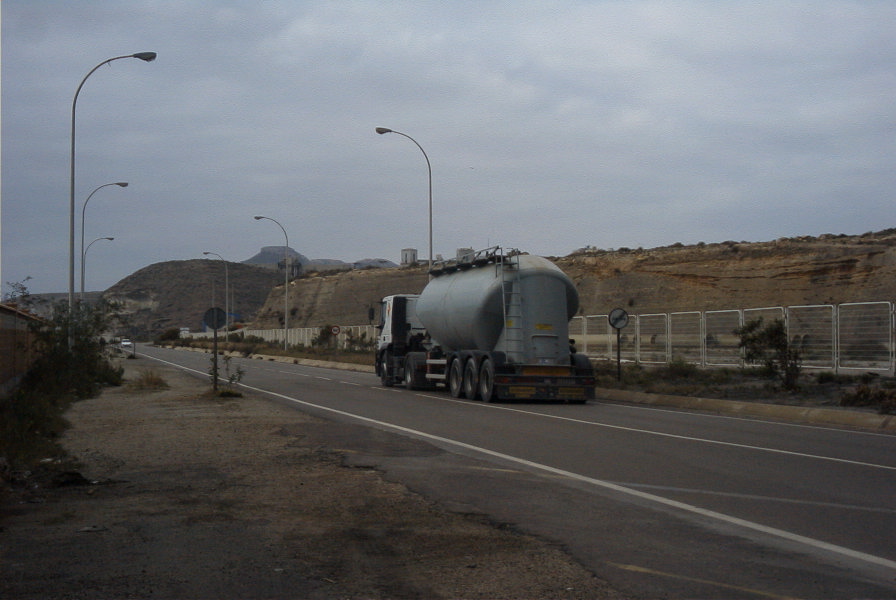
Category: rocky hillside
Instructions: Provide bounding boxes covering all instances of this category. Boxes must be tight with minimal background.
[103,260,281,337]
[252,266,430,329]
[252,230,896,329]
[102,230,896,338]
[562,231,896,315]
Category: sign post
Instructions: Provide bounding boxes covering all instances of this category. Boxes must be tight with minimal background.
[204,307,226,393]
[608,308,629,382]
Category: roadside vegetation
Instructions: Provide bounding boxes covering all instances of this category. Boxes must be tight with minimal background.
[1,297,126,474]
[592,317,895,414]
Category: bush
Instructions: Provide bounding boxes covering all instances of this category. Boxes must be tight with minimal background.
[734,318,801,390]
[129,368,169,391]
[840,385,896,414]
[155,328,181,343]
[663,357,699,379]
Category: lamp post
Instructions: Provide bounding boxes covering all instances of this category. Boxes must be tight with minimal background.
[254,215,290,350]
[375,127,433,273]
[69,52,156,312]
[80,182,128,299]
[82,237,114,296]
[203,252,229,335]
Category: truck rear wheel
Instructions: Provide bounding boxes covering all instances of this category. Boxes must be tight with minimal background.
[478,359,496,402]
[448,358,465,398]
[463,358,480,400]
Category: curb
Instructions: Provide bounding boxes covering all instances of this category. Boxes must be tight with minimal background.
[595,387,896,431]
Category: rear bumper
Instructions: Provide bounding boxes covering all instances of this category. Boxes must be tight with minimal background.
[493,376,595,401]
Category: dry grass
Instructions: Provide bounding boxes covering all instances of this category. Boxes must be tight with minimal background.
[127,368,169,391]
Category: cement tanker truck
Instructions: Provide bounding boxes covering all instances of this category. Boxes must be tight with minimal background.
[375,247,595,402]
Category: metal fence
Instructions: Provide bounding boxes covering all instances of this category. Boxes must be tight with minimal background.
[189,301,895,375]
[193,324,379,352]
[569,301,894,374]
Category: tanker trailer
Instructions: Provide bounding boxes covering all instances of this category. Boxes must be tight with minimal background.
[375,247,595,402]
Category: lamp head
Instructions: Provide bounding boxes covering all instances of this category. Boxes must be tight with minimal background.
[105,237,115,241]
[375,127,392,135]
[132,52,157,62]
[253,215,264,220]
[116,182,129,188]
[203,252,211,256]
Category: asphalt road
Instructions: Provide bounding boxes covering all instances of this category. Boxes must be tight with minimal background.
[138,345,896,599]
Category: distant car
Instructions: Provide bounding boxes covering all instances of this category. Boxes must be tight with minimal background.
[120,338,133,348]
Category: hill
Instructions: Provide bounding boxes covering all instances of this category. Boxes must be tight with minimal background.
[103,260,282,337]
[251,230,896,329]
[561,230,896,315]
[100,230,896,338]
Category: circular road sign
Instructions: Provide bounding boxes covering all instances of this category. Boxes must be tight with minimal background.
[608,307,629,330]
[204,307,227,329]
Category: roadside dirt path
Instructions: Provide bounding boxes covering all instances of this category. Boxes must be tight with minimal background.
[2,359,620,599]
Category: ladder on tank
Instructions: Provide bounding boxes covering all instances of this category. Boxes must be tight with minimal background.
[500,250,526,363]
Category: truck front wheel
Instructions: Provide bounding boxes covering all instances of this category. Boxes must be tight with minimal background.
[448,358,465,398]
[380,352,394,387]
[404,355,418,390]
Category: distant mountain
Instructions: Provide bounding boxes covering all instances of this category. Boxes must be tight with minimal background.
[242,246,396,273]
[354,258,398,269]
[243,246,310,267]
[95,248,401,338]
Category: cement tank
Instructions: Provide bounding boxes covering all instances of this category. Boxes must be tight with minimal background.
[415,254,579,358]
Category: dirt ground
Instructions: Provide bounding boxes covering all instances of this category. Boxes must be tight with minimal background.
[1,359,621,599]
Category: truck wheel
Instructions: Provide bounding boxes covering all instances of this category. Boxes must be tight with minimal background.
[404,355,418,390]
[478,359,496,402]
[380,352,394,387]
[448,358,465,398]
[463,358,480,400]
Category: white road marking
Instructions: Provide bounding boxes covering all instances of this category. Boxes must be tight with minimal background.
[142,352,896,572]
[426,395,896,471]
[617,482,896,514]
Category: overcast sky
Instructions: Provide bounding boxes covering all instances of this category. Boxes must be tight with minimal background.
[2,1,894,295]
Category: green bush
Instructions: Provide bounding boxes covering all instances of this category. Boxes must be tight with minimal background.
[734,318,801,390]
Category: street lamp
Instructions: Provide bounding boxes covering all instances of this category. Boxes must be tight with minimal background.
[80,182,128,299]
[69,52,157,312]
[82,237,114,296]
[203,252,229,335]
[254,215,290,350]
[375,127,433,273]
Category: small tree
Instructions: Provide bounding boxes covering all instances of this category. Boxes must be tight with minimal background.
[734,317,801,390]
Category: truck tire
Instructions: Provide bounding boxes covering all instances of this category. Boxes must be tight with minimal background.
[404,355,418,390]
[380,352,394,387]
[478,358,496,402]
[448,358,465,398]
[463,358,480,400]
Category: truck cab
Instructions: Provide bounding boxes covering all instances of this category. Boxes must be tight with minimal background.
[375,294,425,386]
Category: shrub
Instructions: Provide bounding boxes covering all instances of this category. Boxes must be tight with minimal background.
[664,357,699,379]
[155,328,181,343]
[840,385,896,414]
[129,368,169,391]
[734,318,801,390]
